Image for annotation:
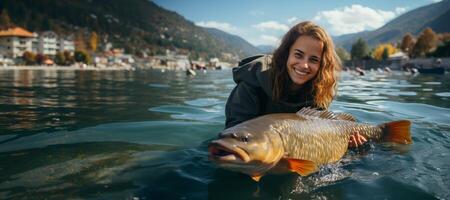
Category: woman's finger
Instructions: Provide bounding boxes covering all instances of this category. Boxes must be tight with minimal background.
[352,135,358,147]
[356,133,363,145]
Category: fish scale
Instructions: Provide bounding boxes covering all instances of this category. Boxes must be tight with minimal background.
[276,117,382,165]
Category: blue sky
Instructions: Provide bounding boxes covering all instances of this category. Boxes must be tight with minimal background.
[153,0,441,46]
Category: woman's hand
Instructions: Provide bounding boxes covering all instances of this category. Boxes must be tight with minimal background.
[349,132,367,148]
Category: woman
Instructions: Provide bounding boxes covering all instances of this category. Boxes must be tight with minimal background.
[225,21,366,147]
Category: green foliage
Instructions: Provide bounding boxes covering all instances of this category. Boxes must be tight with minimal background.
[0,9,13,29]
[55,52,65,65]
[428,41,450,57]
[335,48,350,62]
[74,50,91,64]
[350,38,369,60]
[382,48,389,60]
[0,0,255,61]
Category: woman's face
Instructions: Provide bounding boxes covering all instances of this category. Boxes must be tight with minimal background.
[286,35,323,90]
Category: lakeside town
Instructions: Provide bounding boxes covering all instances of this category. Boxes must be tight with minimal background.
[0,26,235,71]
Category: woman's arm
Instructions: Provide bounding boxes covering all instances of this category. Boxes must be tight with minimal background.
[225,82,263,129]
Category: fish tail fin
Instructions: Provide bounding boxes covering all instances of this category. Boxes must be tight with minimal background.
[381,120,412,144]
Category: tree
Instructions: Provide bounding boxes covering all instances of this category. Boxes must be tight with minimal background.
[0,9,13,29]
[350,38,369,60]
[55,52,66,65]
[75,31,86,51]
[63,51,75,65]
[336,47,350,62]
[35,54,48,65]
[382,48,389,60]
[89,32,98,52]
[372,43,397,61]
[22,51,36,65]
[400,33,415,56]
[429,41,450,57]
[411,28,438,58]
[74,50,91,64]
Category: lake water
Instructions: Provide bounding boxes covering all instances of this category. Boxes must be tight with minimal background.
[0,69,449,199]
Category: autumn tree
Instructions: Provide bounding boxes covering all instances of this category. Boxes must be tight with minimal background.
[411,28,438,58]
[89,32,98,52]
[372,43,397,61]
[351,38,369,60]
[63,51,75,65]
[22,51,36,65]
[75,31,86,51]
[400,33,415,56]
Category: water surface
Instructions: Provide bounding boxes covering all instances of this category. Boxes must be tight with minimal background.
[0,69,449,199]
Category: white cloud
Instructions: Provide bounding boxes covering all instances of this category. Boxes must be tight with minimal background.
[260,35,281,46]
[253,21,289,32]
[314,4,399,35]
[195,21,237,33]
[395,7,407,14]
[287,17,298,24]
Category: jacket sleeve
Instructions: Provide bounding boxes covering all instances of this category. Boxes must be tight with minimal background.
[225,82,263,129]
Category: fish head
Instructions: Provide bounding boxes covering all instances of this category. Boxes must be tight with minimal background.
[208,125,284,175]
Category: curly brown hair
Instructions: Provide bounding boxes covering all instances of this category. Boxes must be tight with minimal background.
[271,21,341,109]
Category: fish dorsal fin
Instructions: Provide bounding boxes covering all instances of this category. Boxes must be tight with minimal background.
[296,107,356,121]
[286,158,319,176]
[335,113,357,121]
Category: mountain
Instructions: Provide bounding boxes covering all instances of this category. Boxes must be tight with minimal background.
[0,0,259,61]
[334,0,450,50]
[256,45,276,54]
[205,28,261,57]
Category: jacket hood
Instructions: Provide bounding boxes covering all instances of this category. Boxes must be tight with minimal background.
[232,55,274,98]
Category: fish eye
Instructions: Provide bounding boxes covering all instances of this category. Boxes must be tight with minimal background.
[241,135,249,143]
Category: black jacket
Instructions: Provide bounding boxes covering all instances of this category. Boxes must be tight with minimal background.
[225,55,314,129]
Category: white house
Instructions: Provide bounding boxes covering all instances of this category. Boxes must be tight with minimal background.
[38,31,58,55]
[58,36,75,53]
[0,27,35,58]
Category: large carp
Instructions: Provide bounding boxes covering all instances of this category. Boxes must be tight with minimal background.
[208,107,412,181]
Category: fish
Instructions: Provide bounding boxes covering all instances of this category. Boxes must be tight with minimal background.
[208,107,412,182]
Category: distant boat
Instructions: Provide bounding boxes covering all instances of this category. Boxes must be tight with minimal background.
[417,67,445,74]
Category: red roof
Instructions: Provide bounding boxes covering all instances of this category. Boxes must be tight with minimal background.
[0,27,34,38]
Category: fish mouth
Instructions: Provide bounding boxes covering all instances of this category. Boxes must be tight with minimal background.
[208,140,250,163]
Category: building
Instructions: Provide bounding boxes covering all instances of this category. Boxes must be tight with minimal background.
[58,36,75,53]
[37,31,58,55]
[0,27,35,58]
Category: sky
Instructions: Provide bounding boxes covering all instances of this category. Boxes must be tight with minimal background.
[152,0,442,46]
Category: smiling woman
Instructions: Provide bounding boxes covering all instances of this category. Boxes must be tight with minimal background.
[224,21,367,147]
[225,21,339,127]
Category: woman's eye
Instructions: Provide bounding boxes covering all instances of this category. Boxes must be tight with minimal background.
[295,53,303,58]
[310,58,319,64]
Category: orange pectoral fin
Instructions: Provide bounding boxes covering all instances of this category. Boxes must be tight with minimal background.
[286,159,319,176]
[251,175,262,182]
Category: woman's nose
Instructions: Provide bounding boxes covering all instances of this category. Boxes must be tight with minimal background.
[298,57,309,68]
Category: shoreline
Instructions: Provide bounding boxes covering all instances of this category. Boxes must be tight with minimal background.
[0,65,134,71]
